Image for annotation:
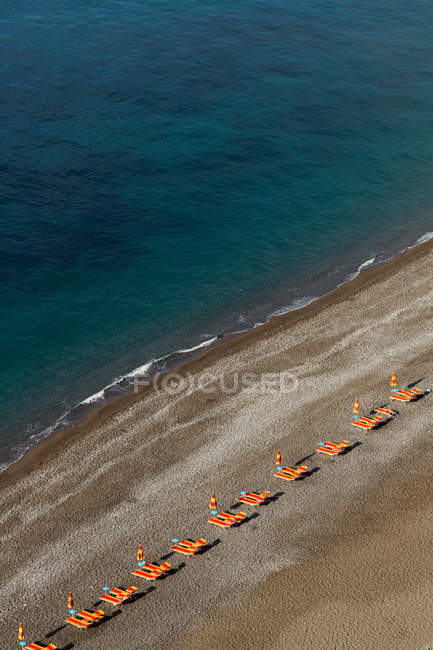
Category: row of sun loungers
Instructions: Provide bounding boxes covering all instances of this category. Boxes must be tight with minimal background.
[21,381,429,647]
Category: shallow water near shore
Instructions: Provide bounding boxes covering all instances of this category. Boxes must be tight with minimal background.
[2,0,433,468]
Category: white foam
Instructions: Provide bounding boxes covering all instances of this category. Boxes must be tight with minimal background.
[127,360,155,378]
[341,255,376,284]
[81,388,107,404]
[175,336,218,355]
[271,296,316,317]
[358,255,376,271]
[413,231,433,246]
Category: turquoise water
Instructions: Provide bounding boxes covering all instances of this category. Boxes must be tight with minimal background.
[2,0,433,468]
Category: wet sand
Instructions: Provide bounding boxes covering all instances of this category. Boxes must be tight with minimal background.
[1,239,433,649]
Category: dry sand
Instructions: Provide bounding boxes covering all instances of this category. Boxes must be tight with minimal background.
[1,239,433,650]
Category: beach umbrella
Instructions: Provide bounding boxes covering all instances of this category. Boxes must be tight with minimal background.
[67,591,75,614]
[209,492,217,514]
[276,449,282,467]
[390,372,397,389]
[353,399,359,417]
[137,544,144,565]
[18,622,25,642]
[68,592,74,610]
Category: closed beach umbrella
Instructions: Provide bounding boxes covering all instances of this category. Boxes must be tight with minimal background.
[353,399,359,415]
[390,372,397,387]
[137,545,144,563]
[210,492,217,511]
[18,622,25,642]
[276,449,282,466]
[68,592,74,611]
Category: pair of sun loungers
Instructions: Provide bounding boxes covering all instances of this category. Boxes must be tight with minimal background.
[351,407,396,429]
[317,440,350,455]
[274,465,308,481]
[238,490,270,505]
[208,511,246,527]
[390,387,429,402]
[65,609,105,629]
[100,586,137,605]
[133,562,171,580]
[172,538,207,554]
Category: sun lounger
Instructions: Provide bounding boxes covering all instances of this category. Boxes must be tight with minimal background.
[317,445,341,455]
[133,561,171,580]
[321,440,350,450]
[100,586,137,605]
[390,391,413,402]
[25,644,58,650]
[274,465,308,481]
[373,407,397,416]
[208,511,246,527]
[238,491,270,505]
[66,609,105,629]
[172,538,207,554]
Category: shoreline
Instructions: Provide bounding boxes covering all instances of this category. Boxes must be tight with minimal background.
[2,225,432,476]
[3,232,433,490]
[2,228,432,477]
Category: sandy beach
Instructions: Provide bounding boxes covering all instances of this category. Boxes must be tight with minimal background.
[1,238,433,650]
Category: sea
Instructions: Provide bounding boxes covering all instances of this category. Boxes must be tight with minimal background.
[2,0,433,470]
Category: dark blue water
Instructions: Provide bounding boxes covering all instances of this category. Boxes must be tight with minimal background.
[2,0,433,468]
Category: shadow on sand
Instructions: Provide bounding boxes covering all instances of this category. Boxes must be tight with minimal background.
[407,377,425,388]
[340,441,361,455]
[164,561,186,578]
[294,453,315,466]
[196,538,221,555]
[234,511,260,528]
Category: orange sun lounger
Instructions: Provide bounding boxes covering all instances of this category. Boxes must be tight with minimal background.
[373,407,397,416]
[133,562,171,580]
[100,586,137,605]
[238,491,270,505]
[172,538,207,554]
[208,511,246,527]
[66,609,105,629]
[274,465,308,481]
[323,440,351,449]
[317,440,351,455]
[25,644,58,650]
